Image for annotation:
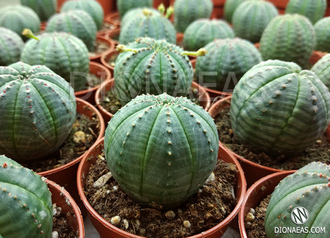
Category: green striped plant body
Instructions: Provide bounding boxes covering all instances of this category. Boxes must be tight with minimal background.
[0,28,24,66]
[46,10,97,51]
[183,19,235,51]
[286,0,327,24]
[224,0,245,23]
[260,14,315,68]
[266,162,330,238]
[21,0,57,22]
[230,60,330,154]
[117,0,153,18]
[21,32,90,92]
[174,0,213,33]
[104,93,219,209]
[121,7,160,28]
[232,0,278,43]
[311,54,330,90]
[0,155,52,238]
[61,0,104,30]
[314,17,330,52]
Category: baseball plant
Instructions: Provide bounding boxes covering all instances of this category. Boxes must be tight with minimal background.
[286,0,327,24]
[20,0,57,22]
[117,0,153,18]
[121,7,160,28]
[0,28,24,66]
[314,17,330,52]
[224,0,245,23]
[311,54,330,89]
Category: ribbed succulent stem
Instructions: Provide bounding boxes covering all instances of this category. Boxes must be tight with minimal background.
[117,0,153,18]
[311,54,330,89]
[21,0,56,22]
[286,0,327,24]
[224,0,245,23]
[0,27,24,66]
[314,17,330,52]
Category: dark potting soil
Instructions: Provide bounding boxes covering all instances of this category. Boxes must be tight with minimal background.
[100,87,202,115]
[53,204,76,238]
[23,113,100,172]
[215,106,330,170]
[84,154,238,238]
[89,41,110,58]
[244,195,270,238]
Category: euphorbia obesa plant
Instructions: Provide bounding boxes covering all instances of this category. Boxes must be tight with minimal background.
[265,162,330,238]
[20,0,56,22]
[114,37,207,104]
[230,60,330,154]
[104,93,219,208]
[117,0,153,18]
[0,62,76,161]
[0,155,53,238]
[0,27,24,66]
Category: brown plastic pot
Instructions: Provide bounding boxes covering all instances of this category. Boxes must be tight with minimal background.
[238,171,294,238]
[154,0,170,8]
[104,12,121,27]
[267,0,289,8]
[100,50,119,76]
[212,0,225,6]
[46,179,85,238]
[77,138,246,238]
[39,98,105,215]
[105,28,120,47]
[97,20,119,37]
[75,62,111,104]
[176,32,184,48]
[89,36,115,63]
[95,79,212,125]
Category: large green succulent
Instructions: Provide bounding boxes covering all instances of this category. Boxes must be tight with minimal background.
[224,0,245,23]
[0,28,24,66]
[20,0,57,22]
[311,54,330,89]
[314,17,330,52]
[117,0,153,18]
[286,0,327,24]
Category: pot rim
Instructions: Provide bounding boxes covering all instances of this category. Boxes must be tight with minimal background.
[89,35,115,61]
[77,137,247,238]
[38,97,105,177]
[100,49,118,71]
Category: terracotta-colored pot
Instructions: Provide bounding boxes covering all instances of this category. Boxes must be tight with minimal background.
[176,32,184,47]
[238,171,294,238]
[97,20,119,37]
[104,12,121,27]
[39,98,105,215]
[46,179,85,238]
[57,0,66,10]
[40,22,47,32]
[89,36,115,63]
[95,79,211,125]
[211,7,224,19]
[154,0,170,8]
[105,28,120,47]
[267,0,289,8]
[77,138,246,238]
[208,96,330,187]
[212,0,225,6]
[100,50,119,76]
[97,0,117,15]
[75,62,111,104]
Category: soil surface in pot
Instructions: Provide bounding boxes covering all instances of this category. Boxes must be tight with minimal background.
[53,204,76,238]
[215,107,330,170]
[89,40,111,58]
[244,195,270,238]
[84,154,238,238]
[100,87,202,115]
[107,53,118,68]
[23,113,101,172]
[100,22,117,33]
[82,73,103,91]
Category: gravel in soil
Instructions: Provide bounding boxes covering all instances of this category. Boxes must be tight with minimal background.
[215,106,330,170]
[53,204,77,238]
[100,22,117,32]
[89,40,110,58]
[84,154,238,238]
[244,195,270,238]
[23,113,101,172]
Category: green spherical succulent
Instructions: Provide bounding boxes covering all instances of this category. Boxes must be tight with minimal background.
[230,60,330,154]
[314,17,330,52]
[265,162,330,238]
[0,5,40,41]
[232,0,278,43]
[121,7,160,28]
[0,28,24,66]
[46,10,97,51]
[114,37,206,104]
[104,93,219,209]
[61,0,104,30]
[286,0,327,24]
[195,38,262,91]
[183,19,235,51]
[260,14,315,68]
[0,155,53,238]
[0,62,76,161]
[21,31,90,92]
[119,6,176,45]
[174,0,213,33]
[20,0,57,22]
[311,54,330,89]
[117,0,153,18]
[224,0,245,23]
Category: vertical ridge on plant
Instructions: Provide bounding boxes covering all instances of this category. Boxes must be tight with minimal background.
[0,27,24,66]
[183,19,235,51]
[21,31,90,92]
[314,17,330,52]
[119,6,176,45]
[20,0,57,22]
[46,10,97,51]
[232,0,278,43]
[0,5,40,41]
[224,0,245,23]
[104,93,219,209]
[0,155,53,238]
[61,0,104,30]
[260,14,315,68]
[230,60,330,154]
[0,62,76,161]
[121,7,160,28]
[285,0,327,24]
[117,0,153,18]
[195,38,262,91]
[174,0,213,33]
[311,54,330,89]
[265,162,330,238]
